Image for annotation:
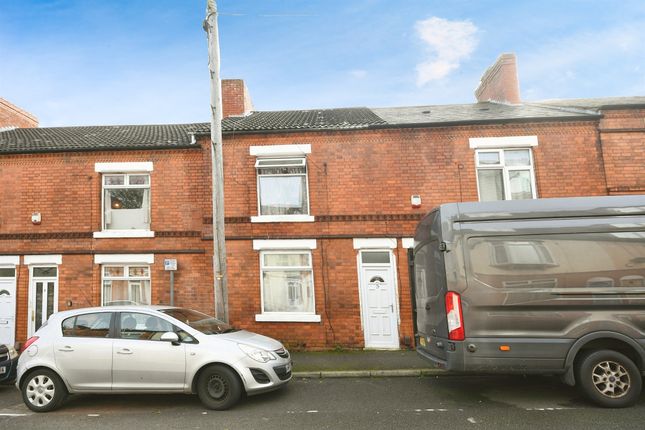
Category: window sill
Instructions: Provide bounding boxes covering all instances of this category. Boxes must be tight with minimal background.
[93,230,155,238]
[255,313,321,323]
[250,215,315,223]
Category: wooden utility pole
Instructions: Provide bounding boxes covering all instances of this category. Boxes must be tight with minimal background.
[204,0,228,322]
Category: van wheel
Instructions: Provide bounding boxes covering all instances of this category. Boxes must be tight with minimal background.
[575,350,642,408]
[21,369,67,412]
[196,365,242,410]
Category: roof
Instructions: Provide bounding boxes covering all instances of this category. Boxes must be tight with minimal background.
[218,107,386,132]
[534,96,645,110]
[0,96,641,154]
[0,123,205,154]
[371,101,598,126]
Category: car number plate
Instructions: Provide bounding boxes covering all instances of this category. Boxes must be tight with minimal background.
[0,366,5,375]
[419,337,426,347]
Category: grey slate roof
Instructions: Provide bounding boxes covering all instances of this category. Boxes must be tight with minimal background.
[0,123,206,153]
[371,101,598,126]
[218,107,386,132]
[533,96,645,111]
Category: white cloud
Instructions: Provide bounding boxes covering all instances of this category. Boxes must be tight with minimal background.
[349,69,368,79]
[414,17,478,85]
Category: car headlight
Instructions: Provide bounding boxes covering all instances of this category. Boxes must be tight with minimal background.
[8,346,18,360]
[238,344,276,363]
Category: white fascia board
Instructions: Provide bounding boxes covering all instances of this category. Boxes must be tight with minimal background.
[249,144,311,157]
[0,256,20,265]
[250,215,315,223]
[401,238,415,249]
[253,239,317,251]
[24,255,62,265]
[94,254,155,264]
[255,313,321,323]
[469,136,538,149]
[95,162,154,173]
[353,238,397,250]
[93,230,155,238]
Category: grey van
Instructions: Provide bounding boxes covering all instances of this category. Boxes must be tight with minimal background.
[413,195,645,407]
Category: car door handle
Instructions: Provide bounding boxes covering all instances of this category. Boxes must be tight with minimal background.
[117,348,133,355]
[58,346,74,352]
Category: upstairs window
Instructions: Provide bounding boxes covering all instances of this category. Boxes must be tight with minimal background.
[102,173,150,230]
[255,158,309,216]
[476,149,536,201]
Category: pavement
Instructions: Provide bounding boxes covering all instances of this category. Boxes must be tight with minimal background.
[290,349,444,378]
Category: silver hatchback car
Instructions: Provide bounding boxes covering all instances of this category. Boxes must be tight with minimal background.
[16,306,292,412]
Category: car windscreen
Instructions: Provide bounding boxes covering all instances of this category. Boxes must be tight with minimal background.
[160,308,238,335]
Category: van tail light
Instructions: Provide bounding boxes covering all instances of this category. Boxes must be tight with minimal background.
[445,292,465,341]
[21,336,39,353]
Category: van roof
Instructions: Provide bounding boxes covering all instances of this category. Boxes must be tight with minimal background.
[444,195,645,222]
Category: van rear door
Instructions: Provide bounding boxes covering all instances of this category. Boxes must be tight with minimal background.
[413,212,449,363]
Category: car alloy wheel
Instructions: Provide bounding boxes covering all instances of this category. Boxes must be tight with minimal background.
[591,360,631,398]
[576,349,642,408]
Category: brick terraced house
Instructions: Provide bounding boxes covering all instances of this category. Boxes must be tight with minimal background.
[0,54,643,350]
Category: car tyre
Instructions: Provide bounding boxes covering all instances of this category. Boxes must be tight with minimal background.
[575,349,642,408]
[196,365,242,410]
[21,369,67,412]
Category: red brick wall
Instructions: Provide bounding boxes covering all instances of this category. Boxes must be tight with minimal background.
[599,108,645,195]
[0,147,215,346]
[1,114,633,351]
[0,98,38,128]
[205,119,607,349]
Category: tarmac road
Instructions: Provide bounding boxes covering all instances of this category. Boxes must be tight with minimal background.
[1,375,644,429]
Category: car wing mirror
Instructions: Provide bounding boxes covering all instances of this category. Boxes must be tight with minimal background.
[160,331,180,345]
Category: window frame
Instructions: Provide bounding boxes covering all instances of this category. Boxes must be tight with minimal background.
[254,156,311,220]
[101,264,152,306]
[257,249,320,322]
[100,172,151,232]
[475,148,537,201]
[62,312,114,338]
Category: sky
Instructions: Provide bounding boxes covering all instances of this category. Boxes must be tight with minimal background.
[1,0,644,127]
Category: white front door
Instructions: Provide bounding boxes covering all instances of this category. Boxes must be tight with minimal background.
[0,268,17,346]
[28,267,59,336]
[358,250,399,349]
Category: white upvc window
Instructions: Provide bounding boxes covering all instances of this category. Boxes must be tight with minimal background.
[260,250,314,312]
[254,242,320,323]
[101,173,151,231]
[475,148,537,201]
[102,265,151,306]
[249,144,314,223]
[255,157,310,217]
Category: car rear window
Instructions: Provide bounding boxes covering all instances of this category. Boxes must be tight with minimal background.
[62,312,112,338]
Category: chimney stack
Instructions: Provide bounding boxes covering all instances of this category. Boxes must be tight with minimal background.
[0,97,38,128]
[221,79,254,118]
[474,53,521,104]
